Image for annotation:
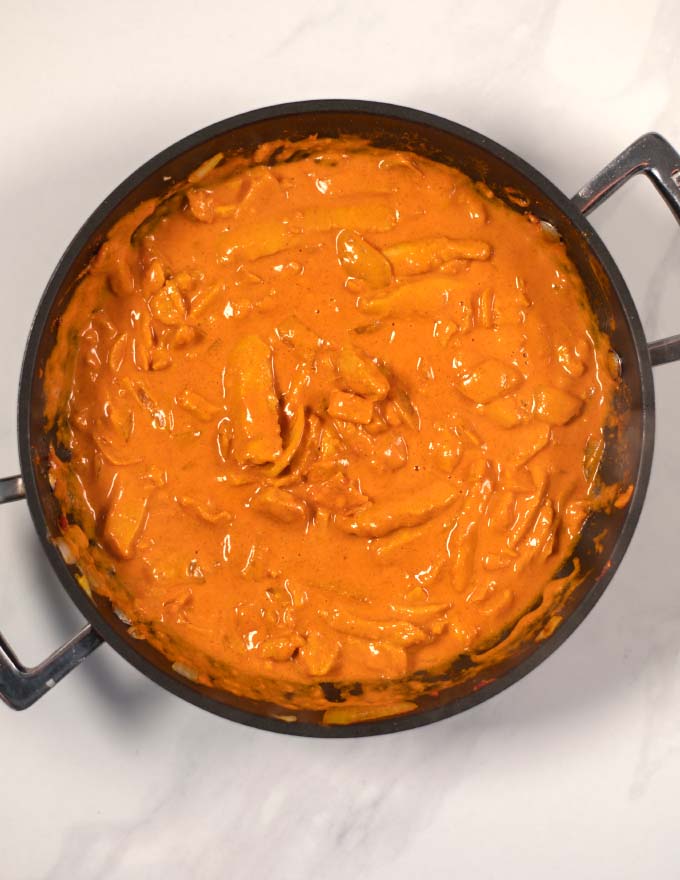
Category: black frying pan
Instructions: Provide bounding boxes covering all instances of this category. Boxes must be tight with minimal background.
[1,101,678,736]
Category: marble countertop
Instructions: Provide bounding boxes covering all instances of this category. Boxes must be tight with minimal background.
[1,1,679,877]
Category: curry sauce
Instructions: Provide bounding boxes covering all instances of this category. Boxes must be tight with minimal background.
[44,138,623,714]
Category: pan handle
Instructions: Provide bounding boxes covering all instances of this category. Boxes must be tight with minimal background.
[0,475,102,710]
[573,132,680,367]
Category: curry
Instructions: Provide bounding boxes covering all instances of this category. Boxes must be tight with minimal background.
[43,137,626,716]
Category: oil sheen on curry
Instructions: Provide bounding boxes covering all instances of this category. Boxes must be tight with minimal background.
[44,137,625,716]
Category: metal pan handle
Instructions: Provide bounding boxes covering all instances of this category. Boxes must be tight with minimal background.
[573,132,680,367]
[0,475,102,709]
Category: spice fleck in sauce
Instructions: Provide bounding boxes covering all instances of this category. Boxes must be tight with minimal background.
[44,138,624,715]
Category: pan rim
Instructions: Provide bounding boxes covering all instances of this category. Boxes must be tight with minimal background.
[16,99,655,737]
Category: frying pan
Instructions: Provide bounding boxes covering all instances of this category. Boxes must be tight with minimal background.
[1,101,678,737]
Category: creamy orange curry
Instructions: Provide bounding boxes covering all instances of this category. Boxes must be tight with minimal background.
[44,137,627,717]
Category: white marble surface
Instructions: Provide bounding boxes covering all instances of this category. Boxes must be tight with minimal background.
[1,1,679,876]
